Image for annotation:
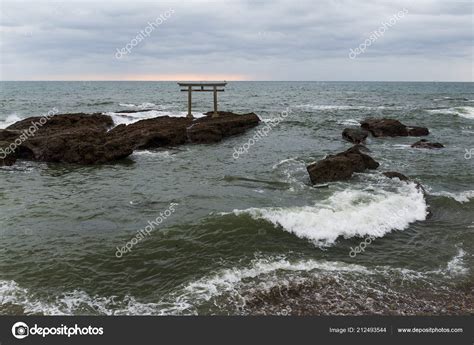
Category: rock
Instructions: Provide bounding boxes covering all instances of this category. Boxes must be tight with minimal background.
[306,145,379,184]
[383,171,427,196]
[0,148,17,166]
[342,128,369,144]
[407,126,430,136]
[107,111,260,148]
[411,139,444,149]
[107,116,190,149]
[2,111,260,165]
[383,171,409,181]
[361,118,408,137]
[7,113,114,134]
[186,123,223,143]
[361,118,429,137]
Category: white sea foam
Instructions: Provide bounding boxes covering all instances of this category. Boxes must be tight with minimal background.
[297,104,401,112]
[131,150,176,159]
[445,248,469,276]
[0,114,23,129]
[337,119,361,126]
[104,110,205,126]
[427,106,474,119]
[118,102,158,109]
[0,249,465,316]
[430,190,474,203]
[232,183,427,246]
[0,258,369,316]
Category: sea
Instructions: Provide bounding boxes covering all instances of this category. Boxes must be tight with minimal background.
[0,81,473,315]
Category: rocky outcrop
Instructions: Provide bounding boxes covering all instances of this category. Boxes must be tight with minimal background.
[383,171,410,181]
[411,139,444,149]
[306,145,379,184]
[1,111,260,165]
[0,149,16,166]
[360,118,429,137]
[407,126,430,136]
[383,171,426,195]
[107,111,260,148]
[342,128,369,144]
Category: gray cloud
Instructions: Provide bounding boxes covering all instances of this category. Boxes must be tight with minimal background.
[0,0,472,81]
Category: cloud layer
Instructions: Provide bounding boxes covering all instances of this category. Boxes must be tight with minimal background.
[0,0,472,81]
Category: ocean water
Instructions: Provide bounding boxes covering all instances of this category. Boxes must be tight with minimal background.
[0,81,473,315]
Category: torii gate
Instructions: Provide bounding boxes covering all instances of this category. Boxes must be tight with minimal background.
[177,81,227,118]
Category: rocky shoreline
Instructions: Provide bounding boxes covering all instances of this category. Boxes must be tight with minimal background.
[0,110,260,166]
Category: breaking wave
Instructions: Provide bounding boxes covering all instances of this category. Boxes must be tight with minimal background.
[430,190,474,203]
[231,183,427,246]
[0,113,22,129]
[427,106,474,119]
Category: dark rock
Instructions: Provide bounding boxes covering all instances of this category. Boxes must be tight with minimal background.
[383,171,409,181]
[7,113,114,134]
[361,118,408,137]
[411,139,444,149]
[383,171,427,196]
[306,145,379,184]
[0,148,17,166]
[342,128,369,144]
[2,111,260,165]
[407,126,430,136]
[186,123,223,143]
[107,112,260,148]
[361,118,429,137]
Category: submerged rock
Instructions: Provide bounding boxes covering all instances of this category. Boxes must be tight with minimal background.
[407,126,430,136]
[383,171,410,181]
[411,139,444,149]
[342,128,369,144]
[383,171,427,196]
[2,111,260,165]
[361,118,429,137]
[306,145,379,184]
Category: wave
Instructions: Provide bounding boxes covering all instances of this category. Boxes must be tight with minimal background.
[0,257,370,315]
[1,247,467,316]
[131,150,176,159]
[297,104,402,111]
[0,113,22,129]
[445,248,469,276]
[430,190,474,203]
[231,183,427,247]
[118,102,160,109]
[432,97,470,101]
[427,106,474,119]
[104,110,205,126]
[337,118,361,126]
[86,101,114,106]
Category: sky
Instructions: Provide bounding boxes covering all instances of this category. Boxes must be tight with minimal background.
[0,0,472,81]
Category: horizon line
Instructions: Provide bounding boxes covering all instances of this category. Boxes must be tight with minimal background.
[1,80,472,83]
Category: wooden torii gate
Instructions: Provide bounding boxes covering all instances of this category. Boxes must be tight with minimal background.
[178,81,227,118]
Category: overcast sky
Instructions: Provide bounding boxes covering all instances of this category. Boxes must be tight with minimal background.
[0,0,472,81]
